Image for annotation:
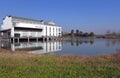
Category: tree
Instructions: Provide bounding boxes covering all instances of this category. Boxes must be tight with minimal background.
[84,32,89,37]
[71,29,74,38]
[106,30,111,36]
[71,33,74,38]
[76,29,79,36]
[89,32,95,36]
[111,32,117,36]
[79,31,83,36]
[71,29,74,34]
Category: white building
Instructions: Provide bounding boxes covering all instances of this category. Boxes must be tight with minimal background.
[0,15,62,42]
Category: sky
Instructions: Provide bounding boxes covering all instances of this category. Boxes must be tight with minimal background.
[0,0,120,34]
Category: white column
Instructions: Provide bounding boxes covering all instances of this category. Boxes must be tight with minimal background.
[11,27,14,37]
[18,38,19,43]
[28,37,30,43]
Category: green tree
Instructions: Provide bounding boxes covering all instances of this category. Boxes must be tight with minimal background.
[79,31,83,36]
[71,29,74,38]
[84,32,89,37]
[71,29,74,34]
[89,32,95,36]
[71,33,74,38]
[76,29,79,36]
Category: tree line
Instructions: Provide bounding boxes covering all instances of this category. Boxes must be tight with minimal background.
[104,30,120,38]
[63,29,95,38]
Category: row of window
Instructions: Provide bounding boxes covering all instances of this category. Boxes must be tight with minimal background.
[14,31,42,37]
[46,27,61,36]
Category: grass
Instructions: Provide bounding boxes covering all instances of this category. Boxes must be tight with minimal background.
[0,49,120,78]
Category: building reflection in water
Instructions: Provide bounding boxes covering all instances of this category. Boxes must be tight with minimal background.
[0,41,62,54]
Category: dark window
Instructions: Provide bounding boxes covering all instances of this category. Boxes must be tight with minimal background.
[14,33,20,37]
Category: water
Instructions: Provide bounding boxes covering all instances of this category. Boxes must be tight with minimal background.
[60,38,120,56]
[0,38,120,56]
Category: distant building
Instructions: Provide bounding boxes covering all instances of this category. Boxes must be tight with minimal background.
[0,15,62,42]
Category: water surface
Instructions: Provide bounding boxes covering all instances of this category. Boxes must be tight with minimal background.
[0,38,120,56]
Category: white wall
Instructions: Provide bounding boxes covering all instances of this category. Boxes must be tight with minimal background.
[1,16,62,37]
[1,16,12,29]
[14,22,44,37]
[42,26,46,36]
[16,22,44,29]
[14,22,62,37]
[11,27,14,37]
[43,25,62,37]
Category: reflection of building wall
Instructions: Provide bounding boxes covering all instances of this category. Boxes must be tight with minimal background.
[8,41,62,54]
[30,41,62,54]
[43,41,62,53]
[0,41,11,49]
[11,42,43,51]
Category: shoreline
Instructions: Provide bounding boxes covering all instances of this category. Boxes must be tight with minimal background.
[0,48,119,59]
[62,36,120,39]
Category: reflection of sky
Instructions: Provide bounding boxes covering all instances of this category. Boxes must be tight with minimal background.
[58,39,120,56]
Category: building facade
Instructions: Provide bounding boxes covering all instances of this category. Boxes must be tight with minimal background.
[0,15,62,42]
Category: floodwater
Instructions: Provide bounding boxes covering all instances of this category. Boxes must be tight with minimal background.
[0,38,120,56]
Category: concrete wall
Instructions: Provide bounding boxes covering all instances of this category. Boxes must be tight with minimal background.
[42,25,62,37]
[16,22,44,29]
[14,30,42,37]
[13,21,62,37]
[1,16,62,38]
[1,16,12,29]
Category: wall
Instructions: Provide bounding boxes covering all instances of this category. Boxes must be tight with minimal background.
[1,16,12,29]
[14,22,62,37]
[14,30,42,37]
[1,16,62,37]
[14,22,44,37]
[43,25,62,37]
[16,22,44,29]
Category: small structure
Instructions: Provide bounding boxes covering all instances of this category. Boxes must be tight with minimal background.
[0,15,62,43]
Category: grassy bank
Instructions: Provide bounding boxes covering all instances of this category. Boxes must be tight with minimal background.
[0,49,120,78]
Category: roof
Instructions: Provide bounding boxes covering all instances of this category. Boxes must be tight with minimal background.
[0,28,11,32]
[8,15,43,23]
[7,15,56,26]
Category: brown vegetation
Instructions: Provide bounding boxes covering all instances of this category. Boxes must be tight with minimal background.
[0,49,34,59]
[0,48,120,61]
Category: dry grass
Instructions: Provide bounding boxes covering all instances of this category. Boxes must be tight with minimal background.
[0,48,120,61]
[0,49,120,78]
[0,49,36,59]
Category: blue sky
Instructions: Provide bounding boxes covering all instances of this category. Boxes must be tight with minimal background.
[0,0,120,34]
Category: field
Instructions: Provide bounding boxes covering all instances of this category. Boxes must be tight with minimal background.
[0,49,120,78]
